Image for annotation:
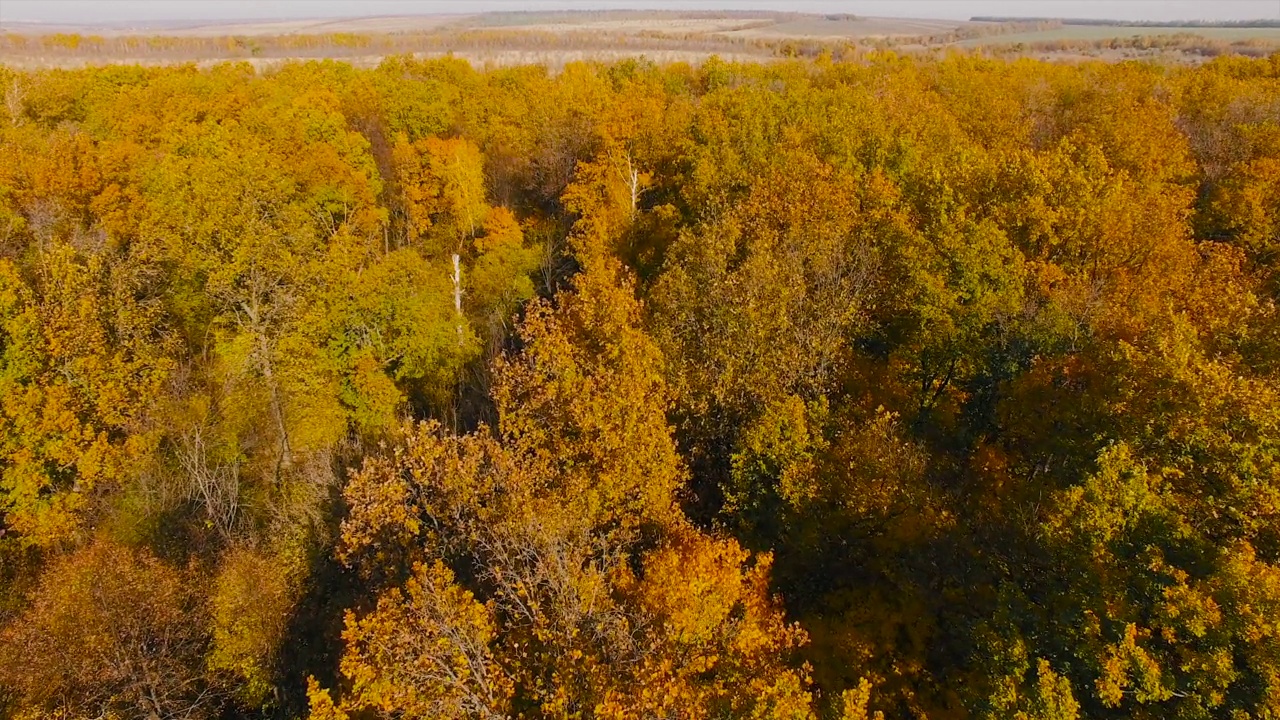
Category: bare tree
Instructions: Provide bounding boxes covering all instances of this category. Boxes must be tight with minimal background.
[3,77,23,127]
[226,264,296,478]
[174,417,241,541]
[609,147,645,217]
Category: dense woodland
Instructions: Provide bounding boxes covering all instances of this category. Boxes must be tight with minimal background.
[0,51,1279,720]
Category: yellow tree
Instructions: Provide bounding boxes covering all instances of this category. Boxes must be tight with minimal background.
[319,252,818,719]
[0,540,231,719]
[0,245,172,547]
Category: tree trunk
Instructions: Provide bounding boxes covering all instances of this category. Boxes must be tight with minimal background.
[453,253,464,346]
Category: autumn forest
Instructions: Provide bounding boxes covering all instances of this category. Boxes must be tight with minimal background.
[1,50,1280,720]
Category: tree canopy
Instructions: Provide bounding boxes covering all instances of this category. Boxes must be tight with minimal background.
[1,51,1279,720]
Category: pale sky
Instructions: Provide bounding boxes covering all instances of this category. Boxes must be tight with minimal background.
[0,0,1276,24]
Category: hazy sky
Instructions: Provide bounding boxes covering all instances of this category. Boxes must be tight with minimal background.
[1,0,1277,24]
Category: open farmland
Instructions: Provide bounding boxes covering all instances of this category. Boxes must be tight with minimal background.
[722,16,986,40]
[955,24,1280,47]
[479,18,774,35]
[0,10,1277,70]
[470,13,983,40]
[0,14,474,38]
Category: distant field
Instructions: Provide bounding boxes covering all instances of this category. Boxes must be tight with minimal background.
[484,18,771,35]
[723,16,981,40]
[0,15,474,38]
[455,10,787,28]
[955,25,1280,47]
[0,11,987,44]
[1,10,1277,70]
[477,15,980,40]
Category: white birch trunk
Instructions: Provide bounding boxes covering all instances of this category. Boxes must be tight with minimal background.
[453,253,464,344]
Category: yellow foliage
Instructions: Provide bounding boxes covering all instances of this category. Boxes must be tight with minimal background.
[2,50,1280,720]
[208,546,303,706]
